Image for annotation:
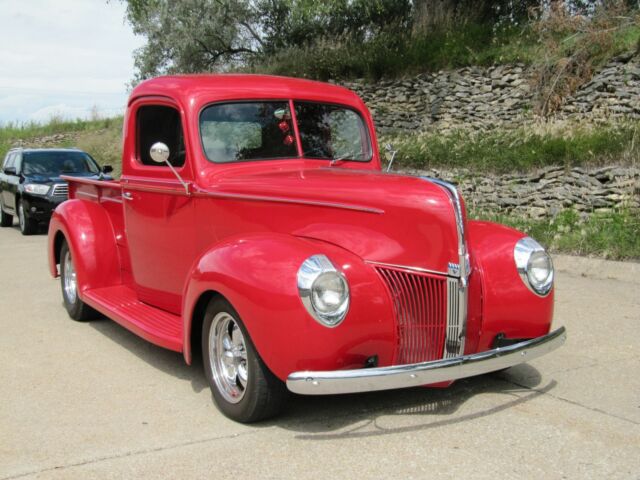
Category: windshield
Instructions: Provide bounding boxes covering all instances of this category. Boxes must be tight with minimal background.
[22,151,100,176]
[199,101,371,163]
[200,102,298,163]
[294,102,371,162]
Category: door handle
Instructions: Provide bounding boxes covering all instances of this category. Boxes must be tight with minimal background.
[122,191,133,201]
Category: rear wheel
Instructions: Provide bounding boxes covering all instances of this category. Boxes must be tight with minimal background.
[60,241,97,321]
[202,297,287,423]
[0,208,12,227]
[18,200,37,235]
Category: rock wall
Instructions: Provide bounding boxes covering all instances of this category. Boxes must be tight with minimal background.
[399,165,640,218]
[342,53,640,133]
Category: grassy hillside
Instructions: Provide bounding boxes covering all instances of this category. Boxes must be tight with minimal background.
[254,16,639,82]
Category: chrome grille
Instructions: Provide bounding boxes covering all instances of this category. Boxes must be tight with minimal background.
[444,278,464,357]
[51,183,68,199]
[376,267,448,364]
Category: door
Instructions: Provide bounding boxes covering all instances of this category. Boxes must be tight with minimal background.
[1,153,19,212]
[122,102,195,315]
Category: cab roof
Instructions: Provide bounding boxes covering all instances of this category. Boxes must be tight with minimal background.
[129,74,363,109]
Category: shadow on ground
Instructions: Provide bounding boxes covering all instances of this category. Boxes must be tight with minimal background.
[89,315,553,439]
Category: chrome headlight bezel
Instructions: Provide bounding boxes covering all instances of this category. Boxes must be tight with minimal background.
[514,237,554,297]
[24,184,51,195]
[297,255,350,327]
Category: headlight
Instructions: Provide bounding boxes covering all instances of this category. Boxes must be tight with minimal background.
[297,255,349,327]
[24,184,50,195]
[514,237,554,296]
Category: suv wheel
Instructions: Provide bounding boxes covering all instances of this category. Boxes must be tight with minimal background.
[18,200,37,235]
[202,297,287,423]
[0,208,12,227]
[60,240,97,321]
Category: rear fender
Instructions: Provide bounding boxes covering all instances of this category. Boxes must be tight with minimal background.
[48,199,121,295]
[182,233,395,380]
[467,220,554,351]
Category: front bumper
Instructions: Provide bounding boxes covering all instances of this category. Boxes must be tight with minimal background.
[287,326,566,395]
[22,194,64,222]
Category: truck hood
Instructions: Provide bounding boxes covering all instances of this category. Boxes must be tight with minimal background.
[204,166,462,274]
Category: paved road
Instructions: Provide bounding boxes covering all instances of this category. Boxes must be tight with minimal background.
[0,223,638,480]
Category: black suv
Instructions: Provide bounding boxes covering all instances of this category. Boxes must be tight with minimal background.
[0,148,112,234]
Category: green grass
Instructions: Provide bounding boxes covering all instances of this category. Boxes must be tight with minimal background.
[253,24,536,81]
[382,121,640,173]
[475,209,640,260]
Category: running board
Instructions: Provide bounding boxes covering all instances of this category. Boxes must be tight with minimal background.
[83,285,183,352]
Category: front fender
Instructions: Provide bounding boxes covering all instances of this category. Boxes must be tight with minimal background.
[48,200,121,295]
[182,233,395,381]
[467,220,554,351]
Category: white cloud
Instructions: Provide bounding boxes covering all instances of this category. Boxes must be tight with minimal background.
[0,0,144,123]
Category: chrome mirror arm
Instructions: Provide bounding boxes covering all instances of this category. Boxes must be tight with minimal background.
[384,143,398,172]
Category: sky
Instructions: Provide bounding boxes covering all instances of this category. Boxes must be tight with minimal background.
[0,0,145,124]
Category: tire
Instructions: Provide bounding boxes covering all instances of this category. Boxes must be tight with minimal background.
[202,297,287,423]
[59,240,97,321]
[0,208,12,227]
[18,200,37,235]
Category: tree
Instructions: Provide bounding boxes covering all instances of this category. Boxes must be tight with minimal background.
[122,0,263,83]
[122,0,413,83]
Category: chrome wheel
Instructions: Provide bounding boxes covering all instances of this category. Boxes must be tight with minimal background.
[18,202,25,231]
[209,312,248,404]
[63,249,77,304]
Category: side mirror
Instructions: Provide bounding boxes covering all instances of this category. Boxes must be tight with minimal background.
[150,142,170,164]
[148,141,189,195]
[4,166,17,176]
[102,165,113,174]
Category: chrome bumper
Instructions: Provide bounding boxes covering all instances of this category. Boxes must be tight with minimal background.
[286,326,567,395]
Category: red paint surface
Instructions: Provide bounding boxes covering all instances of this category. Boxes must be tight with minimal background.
[48,74,555,382]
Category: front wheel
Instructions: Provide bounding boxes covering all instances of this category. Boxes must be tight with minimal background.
[18,200,37,235]
[60,240,97,321]
[202,297,287,423]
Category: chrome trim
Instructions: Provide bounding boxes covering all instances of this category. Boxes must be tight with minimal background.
[51,183,68,198]
[287,327,567,395]
[420,176,469,360]
[77,191,99,199]
[365,260,449,278]
[445,277,465,357]
[421,177,468,280]
[192,187,384,215]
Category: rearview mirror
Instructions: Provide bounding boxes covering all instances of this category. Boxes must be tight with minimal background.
[150,142,170,164]
[3,166,17,176]
[102,165,113,174]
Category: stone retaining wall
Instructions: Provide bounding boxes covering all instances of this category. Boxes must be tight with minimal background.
[342,53,640,133]
[398,165,639,218]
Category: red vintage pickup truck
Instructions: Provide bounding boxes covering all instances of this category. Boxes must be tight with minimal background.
[48,74,565,422]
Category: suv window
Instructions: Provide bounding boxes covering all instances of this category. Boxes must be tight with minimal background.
[137,105,186,167]
[3,153,15,170]
[200,102,297,163]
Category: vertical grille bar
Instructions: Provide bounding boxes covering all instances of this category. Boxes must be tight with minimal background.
[376,267,448,364]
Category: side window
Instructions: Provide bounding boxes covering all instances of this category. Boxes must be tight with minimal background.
[137,105,186,167]
[3,153,15,170]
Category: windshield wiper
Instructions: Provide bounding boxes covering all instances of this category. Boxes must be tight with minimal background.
[329,151,361,166]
